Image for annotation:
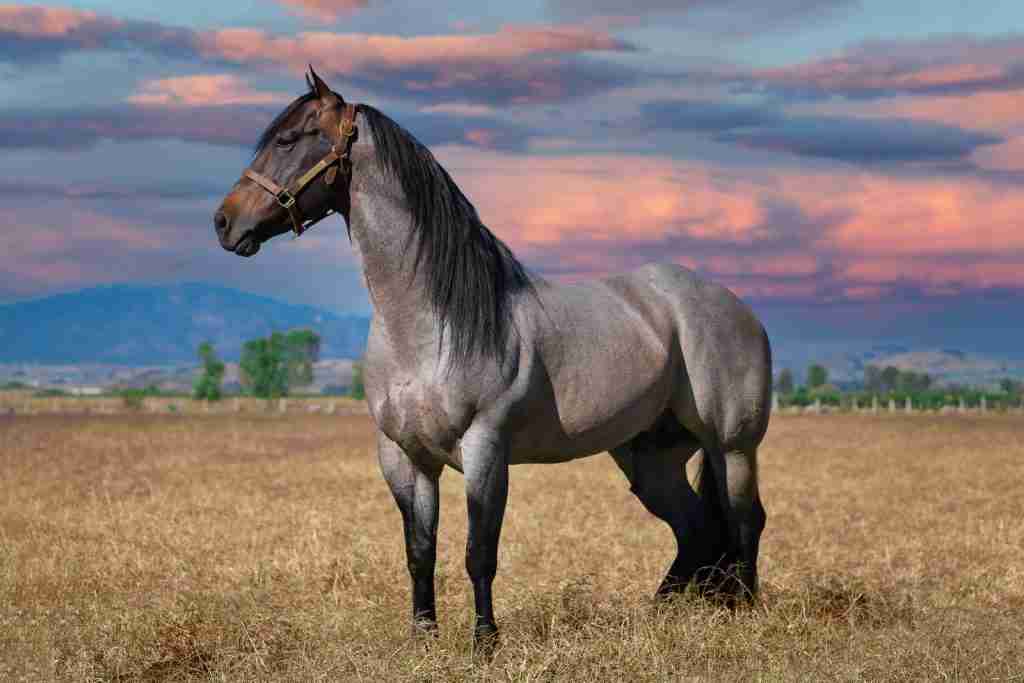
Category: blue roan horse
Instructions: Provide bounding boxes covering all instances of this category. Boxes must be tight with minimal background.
[215,69,772,650]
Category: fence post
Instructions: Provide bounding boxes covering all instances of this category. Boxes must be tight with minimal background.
[772,392,779,413]
[905,396,913,414]
[279,398,288,414]
[234,398,241,413]
[980,396,987,414]
[888,398,896,413]
[852,397,859,412]
[959,397,966,414]
[872,395,878,414]
[328,401,336,415]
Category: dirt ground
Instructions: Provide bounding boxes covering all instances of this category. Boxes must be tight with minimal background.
[1,412,1022,681]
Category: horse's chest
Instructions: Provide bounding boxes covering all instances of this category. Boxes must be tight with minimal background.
[371,377,473,461]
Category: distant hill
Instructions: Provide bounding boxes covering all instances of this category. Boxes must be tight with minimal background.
[865,349,1024,387]
[772,343,1024,389]
[0,283,369,364]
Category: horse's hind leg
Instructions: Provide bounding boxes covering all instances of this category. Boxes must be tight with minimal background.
[610,431,724,597]
[703,446,766,601]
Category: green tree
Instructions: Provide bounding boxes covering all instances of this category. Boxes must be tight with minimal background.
[807,364,828,389]
[240,332,290,399]
[864,365,883,392]
[349,361,366,400]
[881,366,901,392]
[283,329,321,389]
[193,341,226,401]
[775,368,794,395]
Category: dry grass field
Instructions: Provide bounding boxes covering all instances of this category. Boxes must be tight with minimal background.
[2,412,1023,681]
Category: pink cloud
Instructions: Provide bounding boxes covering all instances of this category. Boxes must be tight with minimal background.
[198,24,629,69]
[436,148,769,248]
[0,5,100,36]
[430,146,1024,298]
[754,35,1024,98]
[761,60,1013,96]
[273,0,368,23]
[0,203,170,294]
[420,102,497,117]
[1,7,633,103]
[794,87,1024,172]
[807,89,1024,134]
[971,134,1024,172]
[127,74,288,107]
[0,4,197,58]
[777,172,1024,256]
[191,24,634,103]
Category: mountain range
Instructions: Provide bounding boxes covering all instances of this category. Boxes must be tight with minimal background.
[0,283,369,364]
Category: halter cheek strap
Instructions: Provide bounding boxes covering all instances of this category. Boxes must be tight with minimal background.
[243,102,358,237]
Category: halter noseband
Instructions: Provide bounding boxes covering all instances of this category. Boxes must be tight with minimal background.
[243,102,359,237]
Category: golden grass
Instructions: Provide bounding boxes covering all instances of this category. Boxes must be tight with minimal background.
[1,413,1022,681]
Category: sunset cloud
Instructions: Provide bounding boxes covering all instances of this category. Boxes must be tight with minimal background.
[273,0,368,23]
[0,103,534,152]
[640,98,1002,164]
[127,75,288,108]
[1,6,638,104]
[716,115,1000,163]
[547,0,856,34]
[432,147,1024,297]
[0,106,271,149]
[0,203,170,295]
[0,4,197,62]
[196,24,636,103]
[751,35,1024,98]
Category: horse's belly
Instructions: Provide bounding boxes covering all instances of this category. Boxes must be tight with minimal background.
[508,349,674,464]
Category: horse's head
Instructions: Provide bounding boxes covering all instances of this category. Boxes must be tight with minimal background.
[214,68,355,256]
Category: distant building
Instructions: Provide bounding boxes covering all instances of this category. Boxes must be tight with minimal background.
[68,386,104,396]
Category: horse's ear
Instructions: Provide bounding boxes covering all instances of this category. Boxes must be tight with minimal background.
[307,66,341,104]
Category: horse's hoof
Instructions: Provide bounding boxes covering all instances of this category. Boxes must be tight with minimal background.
[473,622,499,659]
[654,576,689,600]
[411,618,439,639]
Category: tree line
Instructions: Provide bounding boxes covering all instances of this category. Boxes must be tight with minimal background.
[775,364,1024,410]
[192,329,363,401]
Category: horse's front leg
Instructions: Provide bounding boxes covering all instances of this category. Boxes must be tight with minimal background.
[377,432,443,634]
[461,426,509,652]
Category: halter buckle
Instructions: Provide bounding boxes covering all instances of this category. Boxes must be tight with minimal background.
[276,189,297,209]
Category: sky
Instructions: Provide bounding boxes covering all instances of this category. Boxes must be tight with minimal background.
[2,1,1023,355]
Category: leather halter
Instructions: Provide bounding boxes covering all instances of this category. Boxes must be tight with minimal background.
[243,102,358,237]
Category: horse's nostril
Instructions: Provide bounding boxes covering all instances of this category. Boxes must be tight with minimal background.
[214,211,229,233]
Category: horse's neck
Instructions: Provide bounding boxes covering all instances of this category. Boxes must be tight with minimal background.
[348,190,439,361]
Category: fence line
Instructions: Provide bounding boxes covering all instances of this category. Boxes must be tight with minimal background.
[0,393,368,417]
[3,392,1022,418]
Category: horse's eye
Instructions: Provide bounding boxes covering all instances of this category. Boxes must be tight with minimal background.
[275,133,298,148]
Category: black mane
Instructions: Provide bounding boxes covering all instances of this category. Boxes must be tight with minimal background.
[360,105,534,367]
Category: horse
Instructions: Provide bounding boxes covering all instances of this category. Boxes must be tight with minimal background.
[214,68,772,650]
